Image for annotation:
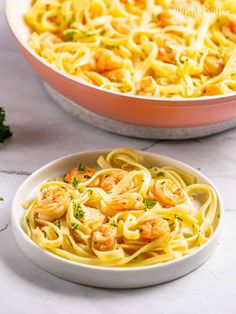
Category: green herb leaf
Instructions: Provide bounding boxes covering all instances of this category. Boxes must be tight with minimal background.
[0,197,4,201]
[138,226,143,232]
[53,220,61,229]
[71,222,78,230]
[110,220,118,227]
[75,209,85,219]
[72,177,79,188]
[73,202,81,210]
[64,31,76,40]
[144,199,156,211]
[156,171,165,177]
[78,163,86,171]
[68,18,76,25]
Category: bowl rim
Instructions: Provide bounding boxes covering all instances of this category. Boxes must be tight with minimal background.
[12,149,223,272]
[5,0,236,104]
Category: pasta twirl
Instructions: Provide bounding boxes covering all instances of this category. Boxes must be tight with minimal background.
[22,148,219,267]
[25,0,236,98]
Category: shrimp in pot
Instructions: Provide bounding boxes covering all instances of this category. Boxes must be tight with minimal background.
[93,49,123,73]
[136,76,158,96]
[64,166,99,187]
[202,84,222,96]
[157,45,176,64]
[222,21,236,42]
[104,69,131,83]
[91,224,116,251]
[203,54,225,76]
[139,218,170,240]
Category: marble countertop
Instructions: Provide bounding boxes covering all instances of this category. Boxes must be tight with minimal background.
[1,2,236,314]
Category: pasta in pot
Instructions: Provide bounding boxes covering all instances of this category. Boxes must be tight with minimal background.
[22,148,219,267]
[24,0,236,98]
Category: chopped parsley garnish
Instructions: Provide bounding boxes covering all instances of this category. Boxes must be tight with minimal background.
[68,18,76,25]
[26,216,30,224]
[160,181,165,185]
[72,177,79,188]
[138,226,143,232]
[110,221,118,227]
[144,199,156,211]
[53,220,61,229]
[78,163,86,171]
[156,171,165,177]
[75,209,85,219]
[87,190,93,195]
[71,223,78,230]
[73,202,81,210]
[0,197,4,201]
[0,108,12,143]
[64,31,76,40]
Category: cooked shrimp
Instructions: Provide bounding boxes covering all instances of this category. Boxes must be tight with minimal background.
[136,76,158,96]
[104,69,131,83]
[139,218,170,240]
[203,54,225,76]
[34,188,69,221]
[91,224,116,251]
[154,179,186,206]
[107,195,137,211]
[202,84,222,96]
[222,21,236,42]
[99,172,124,191]
[64,166,99,187]
[157,45,176,64]
[93,49,123,73]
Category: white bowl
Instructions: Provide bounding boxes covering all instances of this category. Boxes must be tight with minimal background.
[11,150,223,288]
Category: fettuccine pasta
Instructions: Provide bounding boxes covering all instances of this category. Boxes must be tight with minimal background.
[25,0,236,98]
[22,148,219,267]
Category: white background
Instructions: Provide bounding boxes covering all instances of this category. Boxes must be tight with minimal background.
[0,1,236,313]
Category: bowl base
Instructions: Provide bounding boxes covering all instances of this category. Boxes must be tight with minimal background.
[44,82,236,140]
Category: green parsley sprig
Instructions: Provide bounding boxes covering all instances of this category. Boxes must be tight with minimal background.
[53,220,61,229]
[144,199,156,211]
[72,177,79,188]
[71,223,78,230]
